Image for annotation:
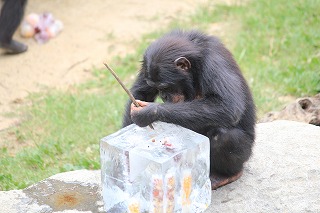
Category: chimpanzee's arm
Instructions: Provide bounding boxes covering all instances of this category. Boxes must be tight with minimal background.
[122,71,158,127]
[131,94,247,132]
[156,97,243,131]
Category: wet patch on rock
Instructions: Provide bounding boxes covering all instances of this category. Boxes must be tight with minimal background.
[23,179,103,212]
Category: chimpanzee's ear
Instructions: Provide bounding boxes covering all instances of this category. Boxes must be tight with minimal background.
[174,57,191,71]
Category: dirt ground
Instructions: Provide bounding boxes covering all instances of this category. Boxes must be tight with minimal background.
[0,0,240,132]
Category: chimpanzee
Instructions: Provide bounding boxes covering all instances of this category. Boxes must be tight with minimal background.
[122,29,256,190]
[0,0,28,54]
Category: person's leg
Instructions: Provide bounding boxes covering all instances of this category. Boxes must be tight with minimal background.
[0,0,28,54]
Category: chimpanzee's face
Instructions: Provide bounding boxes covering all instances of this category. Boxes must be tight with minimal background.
[143,56,194,103]
[159,88,185,103]
[145,76,185,103]
[159,87,185,103]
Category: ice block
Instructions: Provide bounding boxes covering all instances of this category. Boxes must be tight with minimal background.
[100,121,211,213]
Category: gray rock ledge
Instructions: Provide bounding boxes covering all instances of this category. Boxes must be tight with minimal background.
[1,120,319,213]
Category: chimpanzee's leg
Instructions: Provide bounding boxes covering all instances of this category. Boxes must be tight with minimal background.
[0,0,28,54]
[208,127,254,189]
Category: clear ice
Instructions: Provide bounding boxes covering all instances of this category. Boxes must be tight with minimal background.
[100,121,211,213]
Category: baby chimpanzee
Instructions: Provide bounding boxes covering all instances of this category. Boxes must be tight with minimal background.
[123,29,256,189]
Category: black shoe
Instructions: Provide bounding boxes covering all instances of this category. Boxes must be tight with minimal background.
[0,40,28,54]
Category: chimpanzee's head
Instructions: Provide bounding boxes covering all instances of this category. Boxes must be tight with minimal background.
[141,35,201,103]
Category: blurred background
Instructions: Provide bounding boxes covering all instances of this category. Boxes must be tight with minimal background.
[0,0,319,190]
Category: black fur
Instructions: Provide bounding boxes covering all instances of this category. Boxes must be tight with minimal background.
[123,30,256,178]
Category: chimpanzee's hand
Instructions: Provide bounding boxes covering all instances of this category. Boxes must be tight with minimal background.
[130,100,159,127]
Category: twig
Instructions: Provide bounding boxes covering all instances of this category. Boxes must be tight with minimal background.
[67,58,89,71]
[103,63,139,107]
[62,57,89,78]
[103,62,154,130]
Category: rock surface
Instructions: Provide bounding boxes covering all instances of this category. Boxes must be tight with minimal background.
[1,120,320,213]
[0,170,103,213]
[212,120,320,212]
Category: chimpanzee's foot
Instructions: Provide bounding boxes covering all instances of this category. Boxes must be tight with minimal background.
[210,171,243,190]
[0,40,28,54]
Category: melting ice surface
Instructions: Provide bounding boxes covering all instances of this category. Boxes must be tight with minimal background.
[100,122,211,213]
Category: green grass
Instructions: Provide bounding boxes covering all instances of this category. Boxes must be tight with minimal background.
[231,0,320,116]
[1,0,319,190]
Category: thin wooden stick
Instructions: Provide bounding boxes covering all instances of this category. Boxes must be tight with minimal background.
[103,62,154,129]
